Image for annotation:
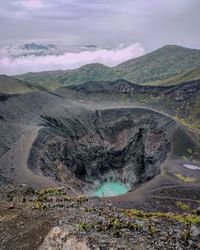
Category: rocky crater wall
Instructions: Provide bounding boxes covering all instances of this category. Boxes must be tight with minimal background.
[28,108,177,195]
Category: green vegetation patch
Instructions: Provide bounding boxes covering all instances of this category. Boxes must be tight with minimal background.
[120,209,200,225]
[176,201,190,212]
[175,173,196,183]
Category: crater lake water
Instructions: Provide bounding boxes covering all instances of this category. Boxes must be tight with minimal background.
[95,182,129,197]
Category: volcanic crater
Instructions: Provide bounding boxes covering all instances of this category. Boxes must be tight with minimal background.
[0,78,200,199]
[28,107,175,196]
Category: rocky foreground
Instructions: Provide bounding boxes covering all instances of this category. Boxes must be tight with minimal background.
[0,76,200,249]
[0,185,200,250]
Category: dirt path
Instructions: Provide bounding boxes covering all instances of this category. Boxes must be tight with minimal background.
[0,126,58,188]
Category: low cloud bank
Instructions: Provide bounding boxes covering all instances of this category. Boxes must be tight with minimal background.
[0,43,145,75]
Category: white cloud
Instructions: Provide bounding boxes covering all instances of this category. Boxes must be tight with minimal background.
[0,43,145,75]
[20,0,44,9]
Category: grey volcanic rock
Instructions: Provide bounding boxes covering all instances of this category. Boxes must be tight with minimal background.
[29,107,174,194]
[67,78,200,96]
[191,225,200,239]
[1,188,198,250]
[64,79,200,121]
[0,76,200,194]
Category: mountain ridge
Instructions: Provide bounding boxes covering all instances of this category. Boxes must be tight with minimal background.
[15,44,200,89]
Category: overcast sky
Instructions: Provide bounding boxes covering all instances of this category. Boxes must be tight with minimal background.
[0,0,200,51]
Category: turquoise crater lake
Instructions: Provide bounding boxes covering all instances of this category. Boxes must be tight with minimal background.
[95,182,129,197]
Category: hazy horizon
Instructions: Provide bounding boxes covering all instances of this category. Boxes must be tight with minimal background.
[0,0,200,75]
[1,0,200,50]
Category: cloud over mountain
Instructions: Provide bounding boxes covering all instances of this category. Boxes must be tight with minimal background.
[0,43,145,75]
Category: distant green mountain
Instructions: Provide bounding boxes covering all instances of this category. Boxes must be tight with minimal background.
[116,45,200,84]
[15,45,200,89]
[0,75,41,94]
[16,63,120,90]
[145,68,200,86]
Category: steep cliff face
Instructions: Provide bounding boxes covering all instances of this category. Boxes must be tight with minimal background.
[66,79,200,120]
[28,108,175,194]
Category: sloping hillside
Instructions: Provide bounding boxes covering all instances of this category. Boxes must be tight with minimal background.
[0,75,41,94]
[116,45,200,84]
[15,63,119,90]
[145,68,200,86]
[15,45,200,89]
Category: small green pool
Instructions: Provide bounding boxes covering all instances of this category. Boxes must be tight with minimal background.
[95,182,129,197]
